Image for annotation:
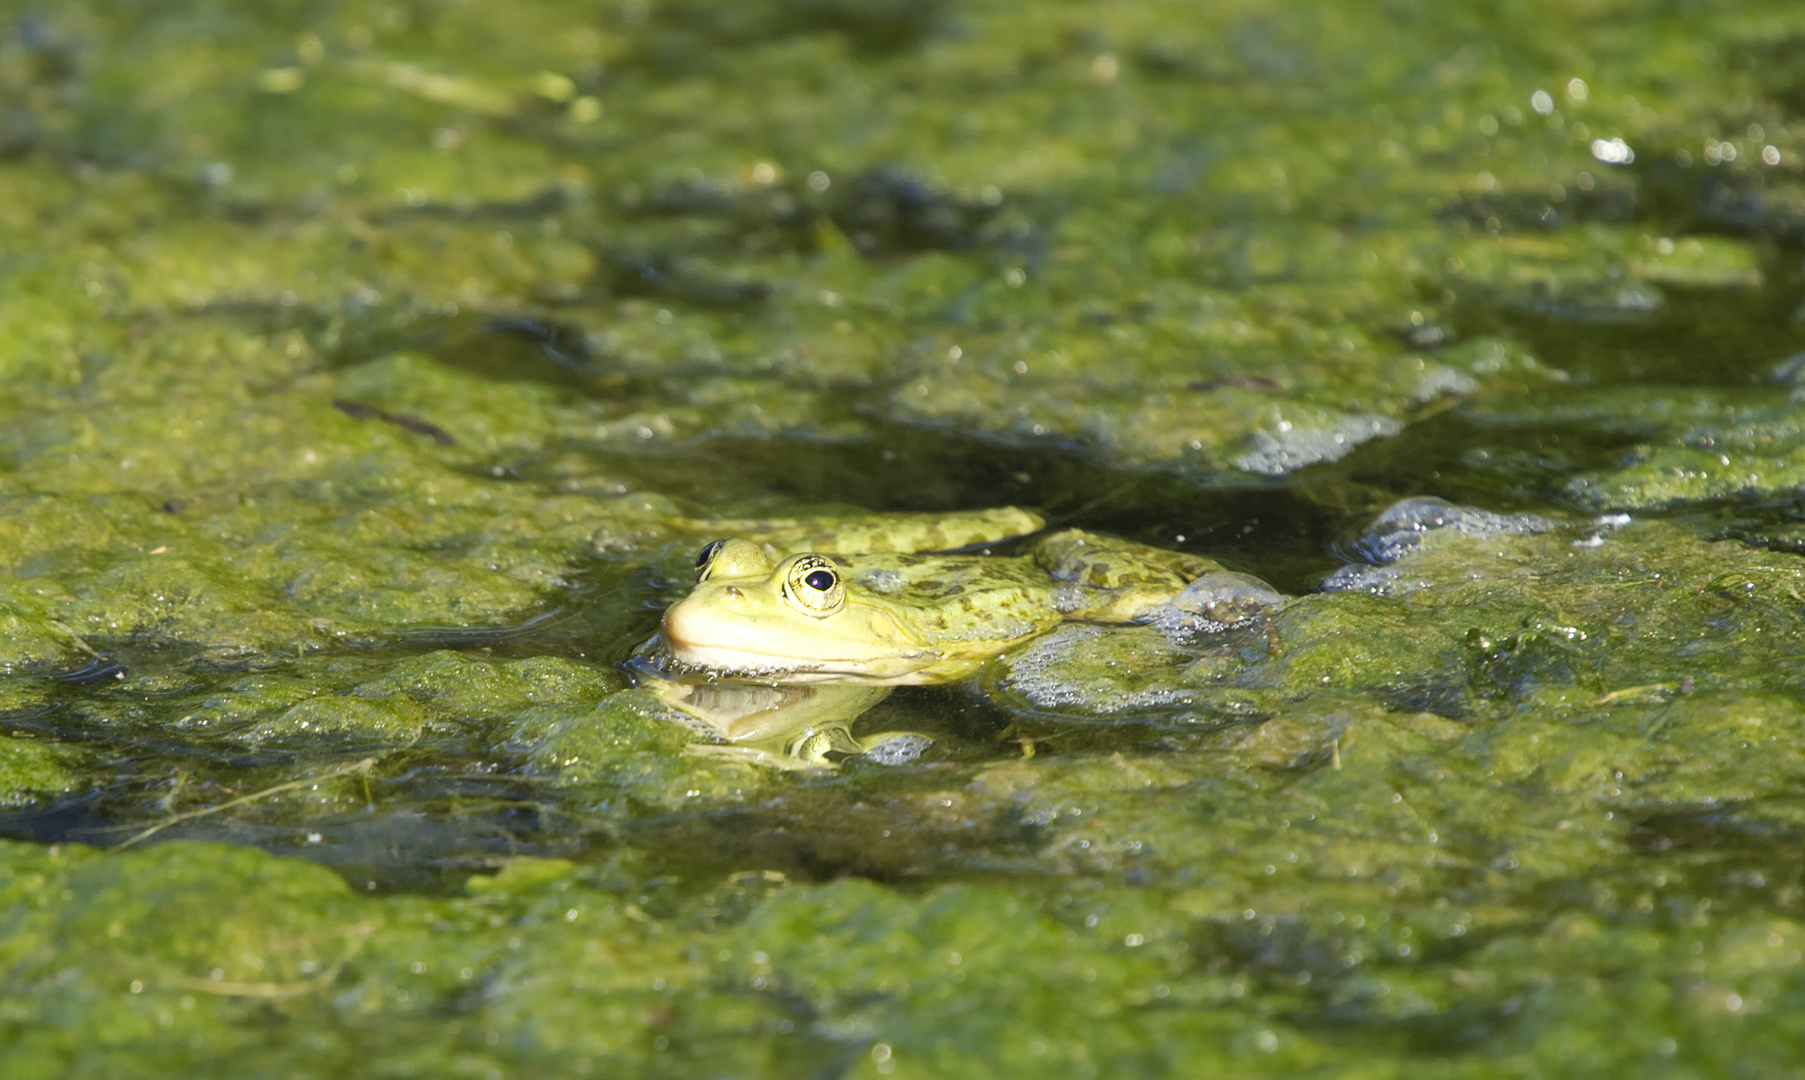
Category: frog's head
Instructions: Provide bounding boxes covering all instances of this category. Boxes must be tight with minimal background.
[661,539,933,683]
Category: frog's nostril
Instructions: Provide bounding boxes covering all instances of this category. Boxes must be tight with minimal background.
[725,586,742,599]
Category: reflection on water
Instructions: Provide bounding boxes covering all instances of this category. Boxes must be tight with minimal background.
[627,641,931,769]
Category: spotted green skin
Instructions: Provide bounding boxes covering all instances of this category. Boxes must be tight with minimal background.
[660,512,1221,684]
[680,506,1047,557]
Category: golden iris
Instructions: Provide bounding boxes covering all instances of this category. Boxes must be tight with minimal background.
[782,554,844,615]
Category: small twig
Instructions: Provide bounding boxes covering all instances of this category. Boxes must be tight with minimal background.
[112,757,378,851]
[1593,683,1678,706]
[47,621,103,660]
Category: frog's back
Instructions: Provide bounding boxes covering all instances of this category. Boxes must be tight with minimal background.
[690,507,1044,557]
[838,553,1063,646]
[1033,529,1223,621]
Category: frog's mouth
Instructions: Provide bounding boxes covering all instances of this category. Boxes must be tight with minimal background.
[660,635,935,684]
[661,598,933,683]
[663,638,830,679]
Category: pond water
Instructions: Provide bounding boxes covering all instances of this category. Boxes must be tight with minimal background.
[6,1,1805,1077]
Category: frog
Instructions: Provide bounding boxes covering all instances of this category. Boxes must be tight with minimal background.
[652,507,1229,685]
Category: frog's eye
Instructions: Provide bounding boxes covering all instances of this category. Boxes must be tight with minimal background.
[782,554,845,616]
[694,540,728,582]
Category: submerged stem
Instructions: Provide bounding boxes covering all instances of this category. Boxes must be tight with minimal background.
[111,756,381,852]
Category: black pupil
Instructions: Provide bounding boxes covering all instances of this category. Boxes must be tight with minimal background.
[696,541,723,569]
[803,569,835,591]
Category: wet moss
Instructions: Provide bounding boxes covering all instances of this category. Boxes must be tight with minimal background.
[0,736,83,806]
[15,0,1804,482]
[3,826,1805,1078]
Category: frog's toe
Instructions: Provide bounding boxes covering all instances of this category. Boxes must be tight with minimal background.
[685,743,834,771]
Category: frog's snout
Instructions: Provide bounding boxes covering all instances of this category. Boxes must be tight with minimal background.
[663,586,748,651]
[661,594,708,648]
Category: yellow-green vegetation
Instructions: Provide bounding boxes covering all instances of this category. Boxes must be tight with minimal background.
[7,0,1805,1076]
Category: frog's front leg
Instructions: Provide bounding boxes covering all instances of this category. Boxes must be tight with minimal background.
[787,726,934,766]
[786,724,866,765]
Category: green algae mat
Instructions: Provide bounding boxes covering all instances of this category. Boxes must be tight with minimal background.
[8,0,1805,1075]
